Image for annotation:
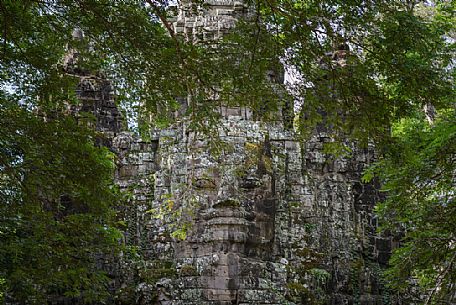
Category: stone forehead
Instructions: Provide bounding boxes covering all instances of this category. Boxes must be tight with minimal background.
[162,120,297,177]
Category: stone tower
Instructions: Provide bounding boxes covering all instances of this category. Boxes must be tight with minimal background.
[171,0,248,41]
[72,1,395,304]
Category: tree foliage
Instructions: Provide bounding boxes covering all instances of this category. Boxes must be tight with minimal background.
[0,99,122,303]
[0,1,131,303]
[365,110,455,303]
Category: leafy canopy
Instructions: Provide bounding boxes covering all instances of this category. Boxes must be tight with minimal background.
[0,99,123,303]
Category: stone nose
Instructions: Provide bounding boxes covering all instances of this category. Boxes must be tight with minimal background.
[215,174,239,207]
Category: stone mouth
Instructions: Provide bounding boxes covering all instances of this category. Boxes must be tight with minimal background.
[206,217,250,227]
[201,206,255,221]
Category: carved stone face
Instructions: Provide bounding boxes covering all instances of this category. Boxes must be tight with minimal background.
[187,137,277,259]
[155,120,285,303]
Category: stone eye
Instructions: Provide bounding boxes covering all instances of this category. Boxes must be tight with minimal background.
[194,178,216,189]
[240,176,261,190]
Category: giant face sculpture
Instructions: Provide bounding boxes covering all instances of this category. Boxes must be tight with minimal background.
[154,118,291,304]
[187,135,276,258]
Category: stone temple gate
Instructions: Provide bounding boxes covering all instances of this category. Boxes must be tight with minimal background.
[70,1,395,304]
